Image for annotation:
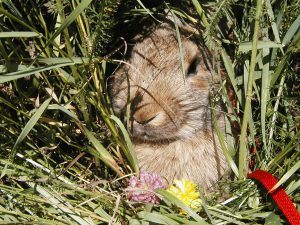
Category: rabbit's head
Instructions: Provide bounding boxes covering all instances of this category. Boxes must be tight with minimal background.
[110,25,214,142]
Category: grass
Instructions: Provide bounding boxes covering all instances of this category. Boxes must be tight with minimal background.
[0,0,299,224]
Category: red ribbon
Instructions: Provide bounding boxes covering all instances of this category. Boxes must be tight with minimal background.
[248,170,300,225]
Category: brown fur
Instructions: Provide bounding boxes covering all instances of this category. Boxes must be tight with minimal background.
[110,25,227,189]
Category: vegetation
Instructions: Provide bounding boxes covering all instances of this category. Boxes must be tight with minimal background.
[0,0,299,224]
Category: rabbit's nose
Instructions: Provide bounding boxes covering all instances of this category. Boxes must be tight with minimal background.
[133,114,157,125]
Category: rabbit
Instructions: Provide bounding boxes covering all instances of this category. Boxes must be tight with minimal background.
[110,24,227,190]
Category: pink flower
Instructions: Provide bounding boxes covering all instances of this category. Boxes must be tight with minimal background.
[126,172,167,204]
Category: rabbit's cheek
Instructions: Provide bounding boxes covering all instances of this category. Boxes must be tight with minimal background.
[131,121,146,137]
[131,122,154,140]
[129,113,169,140]
[189,75,210,90]
[111,98,125,115]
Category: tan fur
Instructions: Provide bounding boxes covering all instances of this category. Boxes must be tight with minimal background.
[110,25,227,189]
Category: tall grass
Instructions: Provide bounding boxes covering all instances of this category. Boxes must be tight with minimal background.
[0,0,299,224]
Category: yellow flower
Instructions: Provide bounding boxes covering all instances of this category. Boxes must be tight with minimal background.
[167,179,202,211]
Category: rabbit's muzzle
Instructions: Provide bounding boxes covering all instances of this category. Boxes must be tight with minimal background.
[127,91,177,141]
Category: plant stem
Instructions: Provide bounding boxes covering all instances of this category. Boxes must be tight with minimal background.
[191,0,209,28]
[56,0,91,127]
[238,0,263,179]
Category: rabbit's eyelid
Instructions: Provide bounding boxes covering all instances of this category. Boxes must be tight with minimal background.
[147,112,165,126]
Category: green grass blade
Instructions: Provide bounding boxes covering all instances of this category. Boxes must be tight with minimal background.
[268,75,286,150]
[261,29,271,155]
[238,41,282,52]
[156,189,210,224]
[269,51,290,87]
[110,115,139,173]
[0,31,40,38]
[137,212,179,225]
[38,103,124,177]
[28,182,95,225]
[48,104,79,121]
[270,29,300,85]
[270,161,300,192]
[207,210,247,225]
[80,125,124,177]
[1,98,52,178]
[169,7,198,23]
[221,49,242,105]
[0,207,66,225]
[136,0,161,23]
[50,0,93,42]
[239,0,263,179]
[15,152,73,185]
[170,9,185,78]
[265,0,282,45]
[212,109,239,177]
[190,0,209,28]
[282,14,300,46]
[165,215,203,225]
[37,57,89,64]
[0,7,37,32]
[56,68,76,84]
[286,179,300,195]
[268,130,300,170]
[0,62,76,83]
[13,98,51,148]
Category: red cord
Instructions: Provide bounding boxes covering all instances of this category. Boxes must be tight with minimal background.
[248,170,300,225]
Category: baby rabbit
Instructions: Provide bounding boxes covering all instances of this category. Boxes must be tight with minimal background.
[110,24,227,190]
